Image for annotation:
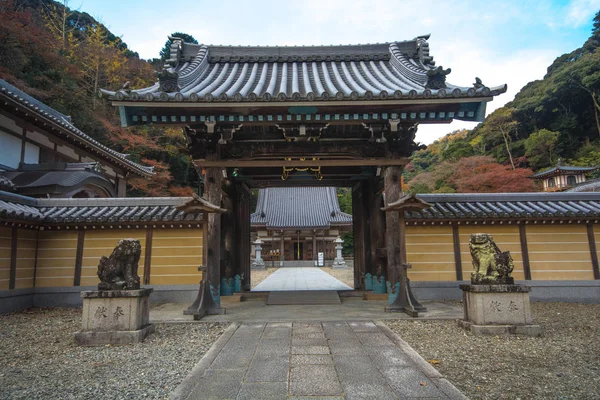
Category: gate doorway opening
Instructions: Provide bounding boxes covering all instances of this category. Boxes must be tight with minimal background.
[249,186,354,292]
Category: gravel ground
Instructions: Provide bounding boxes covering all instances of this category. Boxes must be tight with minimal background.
[251,267,277,289]
[319,266,355,288]
[0,308,227,400]
[385,302,600,399]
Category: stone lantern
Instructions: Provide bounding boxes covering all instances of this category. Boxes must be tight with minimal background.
[251,238,266,269]
[332,236,347,269]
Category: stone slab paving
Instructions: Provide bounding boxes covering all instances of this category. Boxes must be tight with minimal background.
[171,321,466,400]
[252,267,352,291]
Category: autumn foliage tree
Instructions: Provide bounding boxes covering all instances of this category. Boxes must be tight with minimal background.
[407,156,536,193]
[450,156,536,193]
[0,0,197,197]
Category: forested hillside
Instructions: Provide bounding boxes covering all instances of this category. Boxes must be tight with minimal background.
[2,1,599,196]
[0,0,198,196]
[406,10,600,193]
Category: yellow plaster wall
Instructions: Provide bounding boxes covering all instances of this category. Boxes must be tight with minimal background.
[405,226,456,281]
[459,225,525,281]
[35,230,78,287]
[80,229,146,287]
[526,225,594,280]
[15,229,37,289]
[150,228,203,285]
[0,227,11,290]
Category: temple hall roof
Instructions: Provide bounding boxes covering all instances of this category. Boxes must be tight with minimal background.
[531,163,597,179]
[0,79,154,178]
[101,35,506,109]
[3,163,117,197]
[251,187,352,229]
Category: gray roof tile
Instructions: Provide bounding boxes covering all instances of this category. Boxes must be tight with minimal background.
[101,37,506,108]
[3,190,600,226]
[409,192,600,221]
[251,187,352,229]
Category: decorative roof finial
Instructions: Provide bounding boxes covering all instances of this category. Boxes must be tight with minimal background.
[426,66,451,89]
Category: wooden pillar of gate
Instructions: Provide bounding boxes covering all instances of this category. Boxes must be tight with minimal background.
[204,166,223,311]
[352,183,365,289]
[180,175,226,319]
[369,178,385,277]
[236,183,251,290]
[383,164,407,308]
[221,182,235,282]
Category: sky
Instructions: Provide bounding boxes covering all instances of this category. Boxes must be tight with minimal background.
[79,0,600,144]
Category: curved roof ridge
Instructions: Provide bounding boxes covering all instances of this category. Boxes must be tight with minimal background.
[101,34,507,108]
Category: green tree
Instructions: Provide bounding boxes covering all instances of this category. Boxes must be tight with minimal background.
[442,139,475,161]
[160,32,198,61]
[525,129,559,169]
[477,107,519,169]
[336,188,352,214]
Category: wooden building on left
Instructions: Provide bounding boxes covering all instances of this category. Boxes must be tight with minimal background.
[0,79,153,198]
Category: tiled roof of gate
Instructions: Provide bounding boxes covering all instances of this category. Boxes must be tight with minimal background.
[100,36,506,106]
[0,79,154,178]
[251,187,352,229]
[408,193,600,220]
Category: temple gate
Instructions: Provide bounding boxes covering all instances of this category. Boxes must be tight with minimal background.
[101,35,505,317]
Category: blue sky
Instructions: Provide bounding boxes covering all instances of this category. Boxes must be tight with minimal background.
[81,0,600,144]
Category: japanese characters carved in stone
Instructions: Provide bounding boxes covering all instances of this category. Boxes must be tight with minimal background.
[97,239,142,290]
[469,233,514,284]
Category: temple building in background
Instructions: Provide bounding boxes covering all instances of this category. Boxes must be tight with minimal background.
[250,187,352,264]
[0,79,153,198]
[532,160,597,192]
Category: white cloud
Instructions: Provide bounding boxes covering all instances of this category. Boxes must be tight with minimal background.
[565,0,600,27]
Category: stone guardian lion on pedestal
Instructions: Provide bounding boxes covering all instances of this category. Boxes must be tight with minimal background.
[469,233,514,284]
[97,239,142,290]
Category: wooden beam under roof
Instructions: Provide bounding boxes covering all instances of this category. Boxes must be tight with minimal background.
[194,158,409,168]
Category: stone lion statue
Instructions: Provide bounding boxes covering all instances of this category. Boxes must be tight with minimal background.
[469,233,514,284]
[97,239,142,290]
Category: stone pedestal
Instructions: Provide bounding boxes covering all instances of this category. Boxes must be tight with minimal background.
[459,284,543,336]
[332,237,347,269]
[74,288,154,346]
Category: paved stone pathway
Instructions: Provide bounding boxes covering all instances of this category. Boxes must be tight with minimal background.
[171,321,465,399]
[252,267,352,291]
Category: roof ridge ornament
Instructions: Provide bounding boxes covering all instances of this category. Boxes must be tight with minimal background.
[165,36,183,68]
[426,66,451,89]
[157,69,179,93]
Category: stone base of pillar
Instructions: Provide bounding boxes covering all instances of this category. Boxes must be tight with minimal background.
[74,288,154,346]
[251,260,266,270]
[332,258,347,269]
[459,284,544,336]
